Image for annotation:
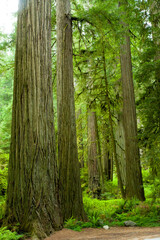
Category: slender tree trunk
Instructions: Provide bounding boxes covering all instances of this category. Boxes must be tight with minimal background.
[56,0,85,221]
[88,111,101,198]
[102,48,125,198]
[96,122,104,187]
[76,109,84,168]
[102,136,113,181]
[120,19,145,200]
[115,112,126,186]
[5,0,62,238]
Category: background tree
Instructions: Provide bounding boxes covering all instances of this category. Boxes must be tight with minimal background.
[88,110,101,198]
[102,131,113,181]
[5,0,62,237]
[76,109,84,168]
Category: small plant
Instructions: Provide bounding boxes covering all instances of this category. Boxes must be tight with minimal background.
[0,197,6,220]
[100,178,120,200]
[0,152,9,196]
[0,227,24,240]
[64,215,104,232]
[134,202,150,216]
[64,217,83,231]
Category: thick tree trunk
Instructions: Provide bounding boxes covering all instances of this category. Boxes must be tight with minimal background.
[56,0,85,221]
[149,1,160,176]
[5,0,62,238]
[120,32,145,201]
[88,111,101,198]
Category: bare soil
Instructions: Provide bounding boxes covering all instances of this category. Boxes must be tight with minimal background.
[45,227,160,240]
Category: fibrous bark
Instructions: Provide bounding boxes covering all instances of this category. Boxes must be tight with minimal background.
[120,27,145,201]
[56,0,85,221]
[76,109,84,168]
[6,0,62,238]
[115,112,126,186]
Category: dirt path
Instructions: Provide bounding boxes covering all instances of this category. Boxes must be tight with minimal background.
[45,227,160,240]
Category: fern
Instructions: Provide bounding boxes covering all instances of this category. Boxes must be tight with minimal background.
[0,227,24,240]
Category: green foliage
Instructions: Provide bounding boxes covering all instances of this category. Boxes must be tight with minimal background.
[100,176,120,200]
[0,227,24,240]
[0,196,6,220]
[110,199,160,227]
[83,196,160,228]
[64,216,103,232]
[142,169,160,200]
[0,152,9,196]
[64,218,83,231]
[111,199,160,227]
[0,104,12,153]
[65,197,160,231]
[0,31,15,154]
[0,168,7,196]
[84,195,123,218]
[80,167,88,191]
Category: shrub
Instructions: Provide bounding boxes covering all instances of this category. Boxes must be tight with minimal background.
[0,168,8,196]
[0,152,9,196]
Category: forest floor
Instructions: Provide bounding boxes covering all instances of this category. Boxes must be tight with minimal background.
[44,227,160,240]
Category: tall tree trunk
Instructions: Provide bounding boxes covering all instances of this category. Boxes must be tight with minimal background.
[120,17,145,200]
[96,121,104,188]
[115,112,126,186]
[56,0,85,221]
[88,111,101,198]
[149,1,160,176]
[5,0,62,238]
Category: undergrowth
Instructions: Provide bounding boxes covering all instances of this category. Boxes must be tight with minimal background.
[0,227,24,240]
[0,197,25,240]
[64,196,160,231]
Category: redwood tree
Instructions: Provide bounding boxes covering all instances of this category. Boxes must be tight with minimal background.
[120,2,145,200]
[56,0,85,221]
[5,0,62,238]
